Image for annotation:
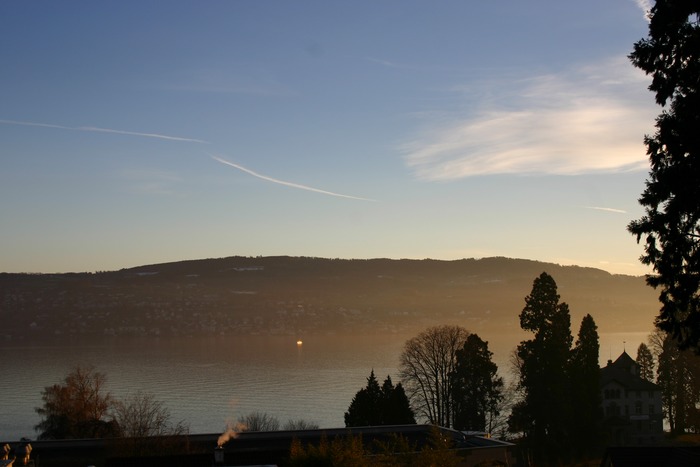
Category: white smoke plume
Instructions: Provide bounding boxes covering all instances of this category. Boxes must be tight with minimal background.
[217,422,247,447]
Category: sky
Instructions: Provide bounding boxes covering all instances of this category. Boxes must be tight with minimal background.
[1,1,660,275]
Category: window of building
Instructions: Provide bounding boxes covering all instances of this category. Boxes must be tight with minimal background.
[649,404,655,414]
[635,401,643,415]
[606,403,621,417]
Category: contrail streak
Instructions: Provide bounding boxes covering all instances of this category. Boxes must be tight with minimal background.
[0,119,209,144]
[211,155,375,202]
[585,206,627,214]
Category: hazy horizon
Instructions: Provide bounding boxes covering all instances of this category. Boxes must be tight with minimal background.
[1,253,650,277]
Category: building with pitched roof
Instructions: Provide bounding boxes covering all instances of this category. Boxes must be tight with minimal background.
[601,351,664,445]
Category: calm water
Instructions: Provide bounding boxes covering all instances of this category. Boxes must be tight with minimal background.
[0,334,408,441]
[0,330,648,442]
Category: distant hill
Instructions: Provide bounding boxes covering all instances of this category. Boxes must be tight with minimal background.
[0,256,658,342]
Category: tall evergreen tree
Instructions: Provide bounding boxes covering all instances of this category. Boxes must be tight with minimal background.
[451,333,504,433]
[627,1,700,352]
[510,272,573,465]
[345,370,382,427]
[656,332,700,434]
[570,314,602,459]
[344,371,415,427]
[637,342,655,382]
[381,376,416,425]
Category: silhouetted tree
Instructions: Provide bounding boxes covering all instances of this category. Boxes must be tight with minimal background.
[637,342,655,382]
[283,419,320,430]
[399,325,469,427]
[114,391,188,437]
[627,1,700,352]
[451,333,503,433]
[35,365,118,440]
[380,376,416,425]
[344,371,415,427]
[345,370,382,427]
[656,332,700,434]
[570,314,602,459]
[112,391,189,457]
[510,272,573,465]
[237,411,280,432]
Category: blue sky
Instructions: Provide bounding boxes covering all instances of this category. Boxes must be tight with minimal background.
[1,1,658,274]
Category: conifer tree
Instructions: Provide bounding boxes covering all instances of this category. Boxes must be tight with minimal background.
[510,272,573,464]
[344,370,382,427]
[637,342,655,382]
[570,314,602,459]
[381,376,416,425]
[344,371,415,427]
[451,333,503,433]
[628,1,700,352]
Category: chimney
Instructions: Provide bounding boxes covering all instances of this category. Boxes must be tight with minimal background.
[214,445,225,465]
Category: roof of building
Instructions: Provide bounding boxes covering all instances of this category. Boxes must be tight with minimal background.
[613,350,637,370]
[601,351,659,392]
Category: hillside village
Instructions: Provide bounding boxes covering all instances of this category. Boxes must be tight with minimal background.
[1,256,658,341]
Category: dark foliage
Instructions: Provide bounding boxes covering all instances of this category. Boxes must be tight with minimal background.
[510,272,574,465]
[655,332,700,434]
[451,333,503,433]
[570,314,603,459]
[35,366,118,440]
[35,367,187,443]
[344,371,415,427]
[637,342,656,382]
[628,1,700,351]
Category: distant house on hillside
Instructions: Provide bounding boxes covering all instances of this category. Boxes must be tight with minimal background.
[601,351,664,445]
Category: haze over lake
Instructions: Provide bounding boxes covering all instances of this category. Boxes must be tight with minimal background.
[0,329,650,442]
[1,257,658,441]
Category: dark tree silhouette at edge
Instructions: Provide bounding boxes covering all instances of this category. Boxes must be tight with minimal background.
[628,1,700,352]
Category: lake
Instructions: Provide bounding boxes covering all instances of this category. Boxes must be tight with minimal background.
[0,330,649,442]
[0,334,410,441]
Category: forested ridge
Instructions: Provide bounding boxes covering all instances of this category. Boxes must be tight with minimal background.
[0,256,657,340]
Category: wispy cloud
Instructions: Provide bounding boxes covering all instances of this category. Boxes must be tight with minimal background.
[211,155,375,202]
[633,0,653,21]
[584,206,627,214]
[0,119,209,144]
[366,57,401,68]
[401,57,656,180]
